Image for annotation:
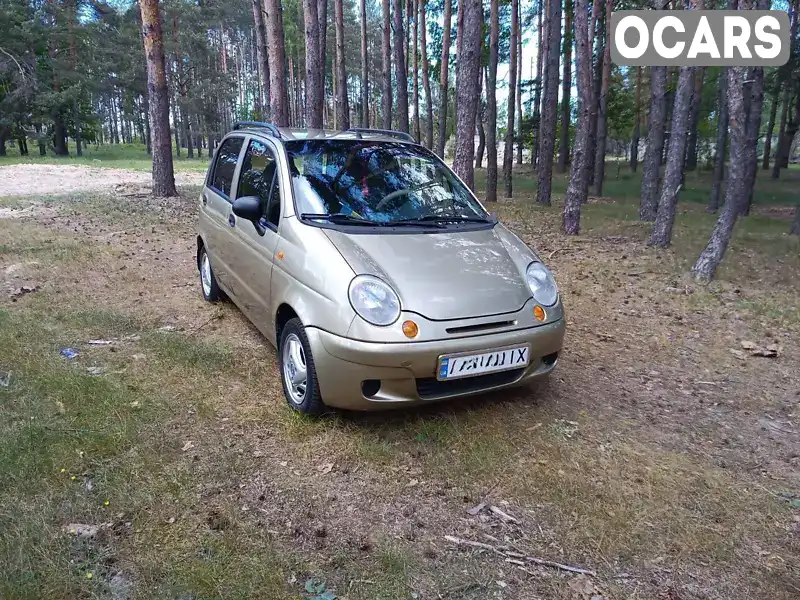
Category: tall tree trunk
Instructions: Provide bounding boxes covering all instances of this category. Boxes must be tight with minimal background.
[252,0,271,120]
[36,124,47,155]
[531,0,543,168]
[318,0,328,70]
[684,67,705,171]
[436,0,452,156]
[593,0,612,196]
[629,67,642,172]
[168,57,181,158]
[172,16,194,157]
[640,67,667,220]
[143,93,152,154]
[516,8,523,166]
[319,0,328,126]
[171,88,181,158]
[692,65,752,280]
[193,113,202,158]
[557,0,572,173]
[454,0,464,118]
[452,0,482,189]
[332,59,338,129]
[476,96,486,168]
[110,94,119,144]
[265,0,290,126]
[740,60,766,216]
[406,0,412,84]
[381,0,393,129]
[562,0,591,234]
[74,102,83,156]
[288,56,296,125]
[139,0,176,197]
[585,2,603,185]
[392,0,410,132]
[648,65,694,247]
[536,0,561,205]
[762,82,780,170]
[772,91,790,174]
[662,68,675,165]
[360,0,369,128]
[303,0,324,128]
[420,0,433,148]
[502,0,518,197]
[708,71,728,212]
[772,0,799,177]
[334,0,349,129]
[486,0,500,202]
[49,0,68,156]
[68,0,82,159]
[412,0,421,141]
[772,94,796,177]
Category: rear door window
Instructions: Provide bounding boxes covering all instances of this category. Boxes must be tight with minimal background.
[210,136,244,198]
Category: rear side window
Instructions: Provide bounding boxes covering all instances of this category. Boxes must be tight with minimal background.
[210,137,244,198]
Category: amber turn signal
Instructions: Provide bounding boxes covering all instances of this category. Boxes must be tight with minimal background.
[402,320,419,338]
[533,305,546,322]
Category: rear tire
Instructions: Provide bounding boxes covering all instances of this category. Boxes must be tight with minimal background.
[279,318,326,415]
[199,248,222,302]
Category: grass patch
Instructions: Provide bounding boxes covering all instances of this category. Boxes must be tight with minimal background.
[473,163,800,207]
[0,307,293,598]
[0,142,209,173]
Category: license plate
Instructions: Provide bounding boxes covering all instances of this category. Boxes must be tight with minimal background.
[437,344,530,381]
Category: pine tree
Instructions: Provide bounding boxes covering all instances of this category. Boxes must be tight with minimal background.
[139,0,176,197]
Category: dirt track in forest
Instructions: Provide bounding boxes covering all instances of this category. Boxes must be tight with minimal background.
[0,164,205,199]
[1,169,798,599]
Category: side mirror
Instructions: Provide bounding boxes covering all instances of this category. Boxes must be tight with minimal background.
[232,195,262,221]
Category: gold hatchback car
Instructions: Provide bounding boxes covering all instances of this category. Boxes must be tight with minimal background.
[197,122,565,413]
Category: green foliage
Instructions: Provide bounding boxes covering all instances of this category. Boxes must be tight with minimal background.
[606,67,636,142]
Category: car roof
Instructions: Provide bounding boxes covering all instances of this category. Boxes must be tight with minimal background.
[231,123,416,145]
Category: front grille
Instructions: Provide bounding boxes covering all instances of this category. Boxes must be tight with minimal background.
[416,368,525,400]
[445,320,516,335]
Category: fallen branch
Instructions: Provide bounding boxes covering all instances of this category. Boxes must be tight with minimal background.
[488,505,518,523]
[444,535,596,577]
[522,555,596,577]
[548,247,563,259]
[444,535,502,554]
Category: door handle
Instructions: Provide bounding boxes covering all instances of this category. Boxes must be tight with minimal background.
[228,214,236,227]
[202,193,208,205]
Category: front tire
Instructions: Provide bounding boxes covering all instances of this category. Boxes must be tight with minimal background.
[199,248,222,302]
[279,318,326,415]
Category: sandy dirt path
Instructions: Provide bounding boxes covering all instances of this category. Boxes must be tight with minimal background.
[0,164,205,198]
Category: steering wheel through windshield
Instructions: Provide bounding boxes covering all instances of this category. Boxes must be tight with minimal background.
[374,180,439,212]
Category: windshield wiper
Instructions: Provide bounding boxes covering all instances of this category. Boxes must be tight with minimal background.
[300,213,378,226]
[395,214,493,224]
[383,218,447,229]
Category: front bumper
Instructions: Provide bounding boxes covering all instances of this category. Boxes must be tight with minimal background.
[305,319,565,410]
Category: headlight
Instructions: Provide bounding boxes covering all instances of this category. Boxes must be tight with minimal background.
[525,262,558,306]
[348,275,401,326]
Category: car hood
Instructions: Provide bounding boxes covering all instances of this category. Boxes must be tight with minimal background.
[323,225,536,320]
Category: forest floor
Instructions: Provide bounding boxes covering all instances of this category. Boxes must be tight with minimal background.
[1,157,799,600]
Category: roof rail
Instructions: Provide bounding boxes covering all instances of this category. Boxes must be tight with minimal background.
[345,127,415,143]
[233,121,282,139]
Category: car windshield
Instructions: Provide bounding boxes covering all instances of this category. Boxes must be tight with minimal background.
[285,140,489,224]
